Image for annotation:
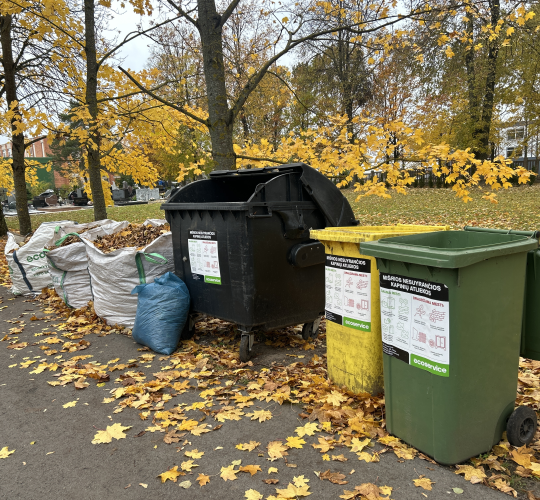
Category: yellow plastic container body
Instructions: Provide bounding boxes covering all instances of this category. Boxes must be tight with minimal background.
[310,224,451,395]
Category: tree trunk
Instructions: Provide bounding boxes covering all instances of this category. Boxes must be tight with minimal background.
[0,15,31,235]
[476,0,500,161]
[84,0,108,219]
[198,0,235,169]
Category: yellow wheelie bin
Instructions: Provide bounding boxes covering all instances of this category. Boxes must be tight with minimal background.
[310,224,450,395]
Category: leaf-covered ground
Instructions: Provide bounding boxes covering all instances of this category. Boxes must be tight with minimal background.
[3,187,540,498]
[346,185,540,231]
[5,201,165,232]
[8,185,540,233]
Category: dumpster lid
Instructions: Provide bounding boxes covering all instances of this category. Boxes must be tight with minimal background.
[209,163,356,227]
[359,230,538,268]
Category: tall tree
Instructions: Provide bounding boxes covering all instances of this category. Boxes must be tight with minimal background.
[122,0,434,170]
[0,2,69,234]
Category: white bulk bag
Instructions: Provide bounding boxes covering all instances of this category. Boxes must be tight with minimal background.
[85,227,173,327]
[5,220,79,295]
[45,220,129,308]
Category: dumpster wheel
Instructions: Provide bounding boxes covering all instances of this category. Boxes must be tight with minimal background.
[507,406,538,447]
[180,314,196,341]
[240,333,254,362]
[302,318,322,340]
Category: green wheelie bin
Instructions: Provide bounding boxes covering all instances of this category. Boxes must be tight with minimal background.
[360,230,538,465]
[462,227,540,362]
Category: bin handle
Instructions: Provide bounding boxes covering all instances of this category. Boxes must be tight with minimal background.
[463,226,540,239]
[248,206,272,218]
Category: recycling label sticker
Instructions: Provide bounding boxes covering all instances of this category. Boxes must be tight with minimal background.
[188,230,221,284]
[325,255,371,332]
[380,273,450,377]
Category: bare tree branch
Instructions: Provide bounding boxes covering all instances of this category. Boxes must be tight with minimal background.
[219,0,241,29]
[119,66,210,126]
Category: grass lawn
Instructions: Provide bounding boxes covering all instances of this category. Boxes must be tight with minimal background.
[346,185,540,231]
[5,185,540,233]
[5,201,166,232]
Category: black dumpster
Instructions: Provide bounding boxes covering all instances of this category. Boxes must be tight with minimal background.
[162,162,357,361]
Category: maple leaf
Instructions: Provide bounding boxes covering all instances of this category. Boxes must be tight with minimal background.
[240,465,261,476]
[197,473,210,486]
[190,424,211,436]
[178,419,198,431]
[510,448,533,468]
[163,430,183,444]
[293,475,309,487]
[62,401,77,408]
[326,390,347,406]
[247,409,272,422]
[179,480,191,489]
[268,467,278,474]
[378,435,400,446]
[92,423,131,444]
[295,422,318,437]
[393,446,416,460]
[413,477,434,490]
[350,437,370,453]
[181,460,198,471]
[275,483,311,498]
[312,437,333,453]
[357,452,375,463]
[332,454,347,462]
[220,465,239,481]
[320,469,348,485]
[286,436,306,449]
[245,490,263,500]
[455,465,487,484]
[158,466,183,483]
[236,441,260,451]
[185,449,204,459]
[489,476,517,497]
[0,447,15,459]
[267,441,289,461]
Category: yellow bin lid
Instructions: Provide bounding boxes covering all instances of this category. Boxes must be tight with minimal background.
[310,224,451,243]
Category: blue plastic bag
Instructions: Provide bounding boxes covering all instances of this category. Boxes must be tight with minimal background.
[131,272,190,355]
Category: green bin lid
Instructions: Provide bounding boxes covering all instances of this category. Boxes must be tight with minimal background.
[359,230,538,269]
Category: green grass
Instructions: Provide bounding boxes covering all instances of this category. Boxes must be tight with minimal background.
[7,185,540,233]
[6,202,166,232]
[345,185,540,231]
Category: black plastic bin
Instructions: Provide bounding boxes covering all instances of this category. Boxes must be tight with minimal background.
[163,163,357,360]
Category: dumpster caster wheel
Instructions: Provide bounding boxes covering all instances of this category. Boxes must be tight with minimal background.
[239,333,254,362]
[507,406,537,447]
[302,318,321,340]
[180,314,196,340]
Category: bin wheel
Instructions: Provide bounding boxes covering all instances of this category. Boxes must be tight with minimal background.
[180,315,196,340]
[302,318,321,341]
[239,335,252,362]
[507,406,537,447]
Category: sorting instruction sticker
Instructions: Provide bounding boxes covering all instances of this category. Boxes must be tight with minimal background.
[380,273,450,377]
[188,230,221,284]
[325,255,371,331]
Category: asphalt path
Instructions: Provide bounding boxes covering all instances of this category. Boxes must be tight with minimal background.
[0,293,528,499]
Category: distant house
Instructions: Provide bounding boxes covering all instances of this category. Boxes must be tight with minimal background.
[0,135,70,188]
[500,121,539,172]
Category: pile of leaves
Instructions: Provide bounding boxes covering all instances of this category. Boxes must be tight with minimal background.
[92,223,170,253]
[46,225,101,250]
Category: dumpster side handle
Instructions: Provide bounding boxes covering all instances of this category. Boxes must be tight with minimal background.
[289,242,325,268]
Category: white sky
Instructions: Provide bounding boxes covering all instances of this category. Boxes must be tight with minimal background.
[109,4,157,72]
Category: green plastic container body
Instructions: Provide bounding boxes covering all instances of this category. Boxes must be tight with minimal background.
[522,248,540,360]
[360,231,537,465]
[461,227,540,361]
